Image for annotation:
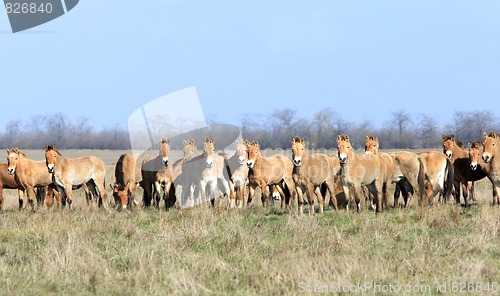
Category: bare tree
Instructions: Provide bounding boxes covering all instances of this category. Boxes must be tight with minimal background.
[417,113,441,148]
[388,110,414,149]
[451,111,499,144]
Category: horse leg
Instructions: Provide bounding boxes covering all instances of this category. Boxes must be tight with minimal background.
[260,182,269,207]
[0,184,3,210]
[469,181,476,202]
[65,186,74,210]
[153,181,161,210]
[25,185,36,211]
[247,184,255,206]
[305,182,317,215]
[296,184,305,214]
[353,184,362,213]
[325,179,338,211]
[367,183,382,213]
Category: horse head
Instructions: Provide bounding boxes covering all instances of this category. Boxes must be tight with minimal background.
[45,144,60,174]
[364,136,379,155]
[291,136,306,167]
[246,141,260,169]
[337,134,351,164]
[159,139,171,166]
[6,148,20,175]
[203,138,216,168]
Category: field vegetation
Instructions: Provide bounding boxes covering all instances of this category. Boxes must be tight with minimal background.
[0,150,498,295]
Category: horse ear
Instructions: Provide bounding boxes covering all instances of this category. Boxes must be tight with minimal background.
[467,142,471,149]
[483,132,488,138]
[366,135,369,140]
[337,135,341,141]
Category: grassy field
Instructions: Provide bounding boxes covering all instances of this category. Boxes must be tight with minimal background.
[0,150,499,295]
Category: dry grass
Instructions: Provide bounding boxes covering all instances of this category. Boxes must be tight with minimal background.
[0,150,498,295]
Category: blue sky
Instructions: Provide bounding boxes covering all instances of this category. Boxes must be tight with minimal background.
[1,1,500,131]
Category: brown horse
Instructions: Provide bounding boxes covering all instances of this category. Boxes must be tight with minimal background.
[179,138,233,207]
[223,139,250,208]
[246,141,295,208]
[0,163,24,210]
[291,136,338,214]
[469,140,498,205]
[45,145,108,209]
[480,132,500,206]
[111,154,142,210]
[141,139,175,209]
[338,134,386,213]
[442,135,485,206]
[364,136,425,208]
[417,151,454,205]
[6,148,62,210]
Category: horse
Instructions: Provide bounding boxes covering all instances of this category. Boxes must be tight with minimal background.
[469,140,498,205]
[417,151,454,205]
[171,139,200,208]
[140,139,175,209]
[223,139,250,208]
[364,136,425,208]
[337,134,386,213]
[179,138,233,207]
[480,132,500,206]
[6,148,63,210]
[111,154,142,210]
[291,136,338,214]
[0,163,25,210]
[442,135,485,206]
[363,136,397,210]
[44,145,108,209]
[246,141,295,208]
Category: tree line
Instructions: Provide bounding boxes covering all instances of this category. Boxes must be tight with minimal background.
[0,110,498,150]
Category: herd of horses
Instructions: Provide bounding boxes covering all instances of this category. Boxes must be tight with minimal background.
[2,132,500,214]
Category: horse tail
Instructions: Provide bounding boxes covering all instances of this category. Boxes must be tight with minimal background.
[224,157,233,181]
[417,157,426,202]
[282,182,291,206]
[443,157,454,203]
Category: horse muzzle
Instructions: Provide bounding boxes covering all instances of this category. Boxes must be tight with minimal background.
[339,154,347,164]
[470,162,478,170]
[482,154,491,163]
[47,164,55,173]
[445,151,452,159]
[206,158,214,168]
[246,160,255,169]
[7,168,15,175]
[293,158,302,167]
[238,157,246,165]
[162,158,169,166]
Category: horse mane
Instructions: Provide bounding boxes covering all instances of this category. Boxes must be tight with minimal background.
[442,134,455,142]
[456,140,464,148]
[204,137,215,144]
[115,154,127,186]
[337,134,349,141]
[250,141,260,148]
[487,132,498,139]
[470,141,483,149]
[7,148,28,158]
[160,138,170,144]
[366,135,378,141]
[292,136,303,143]
[183,139,196,146]
[45,145,62,155]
